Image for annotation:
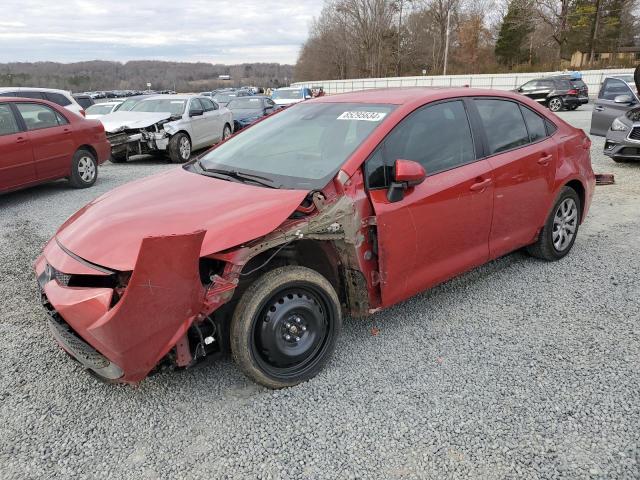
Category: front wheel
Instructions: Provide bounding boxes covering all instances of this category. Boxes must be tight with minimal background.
[230,266,342,389]
[548,97,563,112]
[527,186,581,261]
[69,149,97,188]
[168,132,191,163]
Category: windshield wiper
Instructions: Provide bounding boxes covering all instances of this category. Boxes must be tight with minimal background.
[196,162,278,189]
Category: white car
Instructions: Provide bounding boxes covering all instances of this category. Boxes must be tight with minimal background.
[0,87,85,116]
[271,87,313,107]
[101,95,234,163]
[85,101,124,119]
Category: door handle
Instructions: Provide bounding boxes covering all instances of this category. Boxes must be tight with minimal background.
[538,154,553,166]
[16,136,27,144]
[594,106,604,111]
[470,178,492,192]
[63,128,72,135]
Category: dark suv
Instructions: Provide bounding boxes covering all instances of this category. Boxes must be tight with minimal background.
[515,77,581,112]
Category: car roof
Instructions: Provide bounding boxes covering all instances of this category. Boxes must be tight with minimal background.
[311,87,532,105]
[0,87,72,95]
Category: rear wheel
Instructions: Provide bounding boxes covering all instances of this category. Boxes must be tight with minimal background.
[527,187,581,261]
[168,132,191,163]
[548,97,563,112]
[231,266,342,389]
[69,149,97,188]
[222,124,232,141]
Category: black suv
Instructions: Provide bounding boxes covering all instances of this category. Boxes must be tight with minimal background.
[515,76,582,112]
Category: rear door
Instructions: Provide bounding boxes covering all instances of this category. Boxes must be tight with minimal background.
[200,97,222,143]
[187,98,209,148]
[14,102,76,180]
[366,99,494,306]
[0,102,36,191]
[591,78,635,135]
[472,98,558,258]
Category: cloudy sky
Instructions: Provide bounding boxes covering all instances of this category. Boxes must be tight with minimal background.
[1,0,322,64]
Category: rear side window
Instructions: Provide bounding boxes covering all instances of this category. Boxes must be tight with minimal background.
[365,100,476,188]
[15,103,64,130]
[555,80,572,90]
[520,106,547,142]
[475,99,529,154]
[0,104,20,135]
[44,92,72,107]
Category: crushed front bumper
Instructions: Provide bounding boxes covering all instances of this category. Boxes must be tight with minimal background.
[35,231,207,383]
[603,128,640,161]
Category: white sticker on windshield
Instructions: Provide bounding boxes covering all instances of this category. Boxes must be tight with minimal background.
[337,111,387,122]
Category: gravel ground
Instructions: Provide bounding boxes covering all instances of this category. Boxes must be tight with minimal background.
[0,107,639,479]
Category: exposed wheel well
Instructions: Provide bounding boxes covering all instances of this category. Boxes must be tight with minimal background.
[76,144,97,159]
[565,179,586,221]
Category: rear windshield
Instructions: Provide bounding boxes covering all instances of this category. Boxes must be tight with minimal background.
[86,104,116,115]
[228,98,263,109]
[272,90,303,100]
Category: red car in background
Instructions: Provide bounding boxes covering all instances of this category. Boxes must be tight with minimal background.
[35,88,595,388]
[0,97,110,193]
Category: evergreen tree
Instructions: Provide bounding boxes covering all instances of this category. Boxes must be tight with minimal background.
[495,0,534,66]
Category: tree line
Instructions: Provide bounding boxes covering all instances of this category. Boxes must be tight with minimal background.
[0,61,295,92]
[295,0,639,81]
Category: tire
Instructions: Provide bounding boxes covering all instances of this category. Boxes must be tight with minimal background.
[222,123,232,141]
[230,266,342,389]
[526,186,581,261]
[69,149,98,188]
[548,97,563,112]
[168,132,191,163]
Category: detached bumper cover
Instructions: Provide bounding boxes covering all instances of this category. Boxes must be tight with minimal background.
[35,231,206,383]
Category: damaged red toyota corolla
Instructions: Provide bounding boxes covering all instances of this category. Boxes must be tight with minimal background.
[35,88,595,388]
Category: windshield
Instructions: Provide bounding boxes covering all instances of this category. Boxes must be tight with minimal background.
[131,99,186,115]
[272,89,303,100]
[86,104,116,115]
[228,98,263,109]
[117,98,143,111]
[197,102,395,189]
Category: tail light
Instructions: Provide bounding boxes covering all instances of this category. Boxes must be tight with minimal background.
[568,89,578,95]
[80,109,86,117]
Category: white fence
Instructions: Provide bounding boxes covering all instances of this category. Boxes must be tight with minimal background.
[292,68,634,96]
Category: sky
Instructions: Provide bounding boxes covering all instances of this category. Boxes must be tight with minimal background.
[0,0,323,65]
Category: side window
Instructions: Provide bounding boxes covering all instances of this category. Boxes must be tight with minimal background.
[266,99,275,107]
[55,111,69,125]
[600,79,632,100]
[17,91,45,99]
[521,81,538,90]
[189,98,204,113]
[475,99,529,154]
[540,80,554,89]
[365,100,475,188]
[520,106,547,142]
[44,92,72,107]
[0,104,20,136]
[15,103,62,130]
[200,98,215,111]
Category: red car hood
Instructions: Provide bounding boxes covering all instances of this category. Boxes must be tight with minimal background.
[56,168,308,271]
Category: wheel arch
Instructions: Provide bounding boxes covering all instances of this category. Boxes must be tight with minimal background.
[76,144,98,160]
[564,178,586,222]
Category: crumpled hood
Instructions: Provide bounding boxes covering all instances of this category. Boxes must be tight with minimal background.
[100,111,173,133]
[55,168,308,271]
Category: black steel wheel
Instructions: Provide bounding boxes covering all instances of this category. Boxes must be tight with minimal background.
[231,266,342,388]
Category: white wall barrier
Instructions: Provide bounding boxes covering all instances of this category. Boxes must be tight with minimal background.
[291,68,635,97]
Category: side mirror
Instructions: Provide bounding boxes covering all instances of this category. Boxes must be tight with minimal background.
[614,94,634,104]
[190,109,204,117]
[387,159,426,203]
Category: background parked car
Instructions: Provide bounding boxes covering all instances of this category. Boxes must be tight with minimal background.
[270,87,313,106]
[103,94,233,163]
[514,77,581,112]
[0,97,110,193]
[227,96,279,131]
[85,100,125,119]
[590,75,639,136]
[72,93,95,110]
[0,87,86,116]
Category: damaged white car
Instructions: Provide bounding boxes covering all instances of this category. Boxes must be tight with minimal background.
[102,95,234,163]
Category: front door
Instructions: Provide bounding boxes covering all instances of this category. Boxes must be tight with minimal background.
[0,103,35,191]
[366,99,494,307]
[591,78,636,136]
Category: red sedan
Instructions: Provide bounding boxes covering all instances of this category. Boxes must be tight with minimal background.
[0,97,110,193]
[35,88,595,388]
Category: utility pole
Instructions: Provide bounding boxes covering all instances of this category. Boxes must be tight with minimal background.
[589,0,602,66]
[443,8,451,75]
[396,0,404,76]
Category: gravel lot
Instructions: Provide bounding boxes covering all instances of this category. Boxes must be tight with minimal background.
[1,107,639,479]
